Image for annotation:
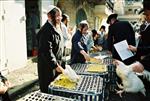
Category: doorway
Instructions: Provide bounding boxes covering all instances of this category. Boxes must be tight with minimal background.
[25,0,40,57]
[76,8,87,26]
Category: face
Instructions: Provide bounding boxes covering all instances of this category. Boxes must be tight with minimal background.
[81,26,88,35]
[64,18,69,26]
[144,9,150,23]
[100,28,104,32]
[55,11,62,24]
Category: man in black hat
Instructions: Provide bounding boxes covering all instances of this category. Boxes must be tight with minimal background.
[106,14,118,24]
[127,0,150,99]
[115,0,150,100]
[107,13,136,65]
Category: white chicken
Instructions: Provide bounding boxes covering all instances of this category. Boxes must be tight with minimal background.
[115,60,146,97]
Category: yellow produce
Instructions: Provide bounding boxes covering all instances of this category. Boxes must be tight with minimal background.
[89,57,102,64]
[87,64,107,73]
[50,74,78,90]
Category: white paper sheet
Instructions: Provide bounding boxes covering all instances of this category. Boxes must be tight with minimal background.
[114,40,134,60]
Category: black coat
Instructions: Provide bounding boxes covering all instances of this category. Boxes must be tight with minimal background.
[37,21,64,93]
[107,21,136,65]
[137,24,150,92]
[136,25,150,59]
[137,24,150,71]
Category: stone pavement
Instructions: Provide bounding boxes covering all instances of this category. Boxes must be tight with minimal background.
[5,57,39,100]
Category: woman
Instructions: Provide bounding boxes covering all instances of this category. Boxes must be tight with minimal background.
[37,5,65,93]
[71,20,90,64]
[91,29,99,46]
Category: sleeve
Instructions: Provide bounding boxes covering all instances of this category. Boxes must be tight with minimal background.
[127,22,136,46]
[87,34,94,51]
[107,26,113,51]
[137,46,150,56]
[38,27,58,69]
[47,40,58,69]
[140,53,150,71]
[72,33,84,53]
[62,23,69,41]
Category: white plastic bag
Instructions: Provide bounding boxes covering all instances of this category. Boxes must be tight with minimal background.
[63,65,79,82]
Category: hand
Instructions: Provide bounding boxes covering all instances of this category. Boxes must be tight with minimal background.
[0,85,8,94]
[80,50,90,61]
[4,80,12,88]
[129,62,144,73]
[63,65,79,82]
[128,45,137,52]
[56,64,64,73]
[113,59,120,65]
[84,53,90,61]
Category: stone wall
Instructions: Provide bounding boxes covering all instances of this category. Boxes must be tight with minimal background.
[57,0,95,30]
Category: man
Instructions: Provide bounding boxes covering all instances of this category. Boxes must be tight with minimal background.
[128,0,150,73]
[117,0,150,99]
[37,5,65,93]
[107,13,136,65]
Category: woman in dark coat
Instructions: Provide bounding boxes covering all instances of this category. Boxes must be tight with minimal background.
[37,5,64,93]
[71,20,90,64]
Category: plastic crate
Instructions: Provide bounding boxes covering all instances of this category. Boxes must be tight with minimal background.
[107,64,118,92]
[70,63,109,82]
[90,55,113,65]
[99,50,112,57]
[90,51,112,58]
[49,75,105,101]
[22,91,76,101]
[102,57,113,65]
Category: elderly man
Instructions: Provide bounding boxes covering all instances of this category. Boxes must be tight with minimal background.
[117,0,150,100]
[128,0,150,73]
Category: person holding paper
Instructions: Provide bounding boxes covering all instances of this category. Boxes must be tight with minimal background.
[128,0,150,72]
[126,0,150,99]
[107,13,136,65]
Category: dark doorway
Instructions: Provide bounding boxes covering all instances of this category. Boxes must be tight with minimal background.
[76,8,87,26]
[25,0,40,57]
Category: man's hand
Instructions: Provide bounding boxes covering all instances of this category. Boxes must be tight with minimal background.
[129,62,144,73]
[0,85,8,94]
[56,64,64,73]
[4,80,12,88]
[128,45,137,52]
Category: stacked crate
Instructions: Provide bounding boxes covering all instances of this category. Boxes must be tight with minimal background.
[49,75,104,101]
[22,91,76,101]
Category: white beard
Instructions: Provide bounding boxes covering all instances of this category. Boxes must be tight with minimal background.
[142,70,150,82]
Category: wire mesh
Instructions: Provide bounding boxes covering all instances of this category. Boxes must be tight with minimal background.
[22,91,76,101]
[49,75,105,101]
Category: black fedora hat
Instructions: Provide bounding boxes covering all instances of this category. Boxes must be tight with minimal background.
[139,0,150,14]
[106,14,118,24]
